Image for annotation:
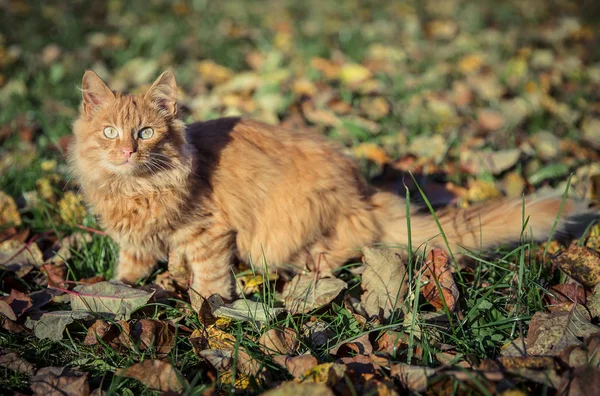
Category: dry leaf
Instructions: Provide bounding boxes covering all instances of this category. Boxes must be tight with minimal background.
[259,328,298,355]
[352,142,391,165]
[0,289,33,320]
[0,191,21,226]
[552,244,600,287]
[262,381,334,396]
[207,294,284,324]
[526,306,600,355]
[360,247,409,321]
[0,352,35,375]
[390,363,435,392]
[330,333,373,356]
[477,109,506,131]
[25,310,94,341]
[31,366,90,396]
[300,362,346,385]
[421,248,459,311]
[545,283,587,309]
[84,319,117,346]
[0,239,44,276]
[274,354,318,379]
[282,274,347,314]
[117,360,187,392]
[69,281,154,320]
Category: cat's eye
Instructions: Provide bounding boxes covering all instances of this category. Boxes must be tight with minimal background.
[103,127,118,139]
[138,127,154,140]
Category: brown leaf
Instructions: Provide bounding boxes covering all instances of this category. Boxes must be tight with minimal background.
[545,283,587,310]
[41,262,66,288]
[259,328,298,355]
[0,191,22,226]
[273,354,318,379]
[390,363,435,392]
[360,247,409,321]
[557,366,600,396]
[1,289,33,319]
[31,366,90,396]
[559,333,600,367]
[116,360,187,392]
[376,330,406,356]
[262,381,334,396]
[526,306,600,355]
[131,319,175,357]
[552,244,600,287]
[0,352,35,375]
[282,274,347,314]
[421,248,459,311]
[300,362,346,385]
[329,333,373,356]
[84,320,117,346]
[477,109,505,131]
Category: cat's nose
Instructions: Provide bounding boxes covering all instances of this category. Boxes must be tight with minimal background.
[122,149,134,160]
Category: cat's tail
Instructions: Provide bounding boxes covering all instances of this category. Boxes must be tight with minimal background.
[370,191,597,256]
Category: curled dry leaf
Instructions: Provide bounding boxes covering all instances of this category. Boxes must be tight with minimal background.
[552,244,600,288]
[259,328,298,355]
[559,333,600,367]
[282,274,347,314]
[526,306,600,356]
[31,366,90,396]
[274,354,318,379]
[69,281,154,320]
[360,247,409,321]
[0,352,36,375]
[262,381,334,396]
[84,319,116,346]
[116,360,188,392]
[557,366,600,396]
[422,248,459,311]
[545,283,587,310]
[0,289,32,320]
[300,362,346,386]
[131,319,175,356]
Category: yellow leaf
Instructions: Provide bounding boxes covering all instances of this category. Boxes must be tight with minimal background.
[340,64,372,85]
[466,180,501,203]
[458,54,484,74]
[197,60,234,85]
[0,191,21,226]
[352,143,391,165]
[58,192,87,225]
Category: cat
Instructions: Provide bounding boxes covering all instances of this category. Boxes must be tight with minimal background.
[69,69,592,305]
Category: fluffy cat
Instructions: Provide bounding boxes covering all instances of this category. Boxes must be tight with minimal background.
[70,69,590,304]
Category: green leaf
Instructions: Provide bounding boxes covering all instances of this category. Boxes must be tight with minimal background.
[25,310,93,341]
[69,281,154,320]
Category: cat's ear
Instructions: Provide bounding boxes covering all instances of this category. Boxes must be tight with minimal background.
[81,70,114,116]
[145,69,177,117]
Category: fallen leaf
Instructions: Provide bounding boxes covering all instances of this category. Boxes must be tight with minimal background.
[25,310,93,341]
[69,281,154,320]
[477,109,505,131]
[274,354,318,378]
[300,362,346,385]
[421,248,459,311]
[282,274,347,314]
[31,366,90,396]
[0,191,21,226]
[116,360,187,392]
[0,352,35,375]
[259,328,298,355]
[360,247,409,321]
[262,381,334,396]
[84,319,117,346]
[526,306,600,355]
[0,289,32,320]
[352,142,391,165]
[207,294,284,324]
[330,333,373,356]
[302,320,335,347]
[339,64,371,85]
[390,363,435,392]
[557,366,600,396]
[0,239,44,277]
[41,262,66,288]
[552,244,600,288]
[199,349,233,371]
[376,330,406,356]
[131,319,175,356]
[545,283,587,309]
[45,233,93,265]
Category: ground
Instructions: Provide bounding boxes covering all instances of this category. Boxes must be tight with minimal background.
[1,0,600,394]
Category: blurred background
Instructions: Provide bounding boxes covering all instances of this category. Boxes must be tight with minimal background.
[0,0,599,208]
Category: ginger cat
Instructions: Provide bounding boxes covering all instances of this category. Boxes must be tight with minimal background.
[70,69,589,303]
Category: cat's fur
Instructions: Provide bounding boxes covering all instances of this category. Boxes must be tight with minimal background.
[70,69,590,302]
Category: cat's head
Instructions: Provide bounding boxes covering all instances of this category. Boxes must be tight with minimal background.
[72,69,187,177]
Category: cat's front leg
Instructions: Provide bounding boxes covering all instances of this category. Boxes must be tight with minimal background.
[114,248,158,285]
[181,225,236,309]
